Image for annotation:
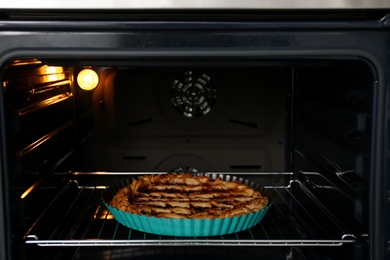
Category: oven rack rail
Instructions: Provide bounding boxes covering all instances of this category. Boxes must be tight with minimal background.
[24,173,357,247]
[25,238,354,247]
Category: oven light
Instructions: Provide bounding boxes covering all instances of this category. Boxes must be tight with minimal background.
[77,69,99,90]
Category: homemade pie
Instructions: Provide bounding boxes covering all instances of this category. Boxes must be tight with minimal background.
[109,173,269,219]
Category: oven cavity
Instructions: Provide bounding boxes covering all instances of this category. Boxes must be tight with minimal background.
[1,58,374,260]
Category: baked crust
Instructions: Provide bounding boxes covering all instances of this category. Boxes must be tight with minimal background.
[109,173,268,219]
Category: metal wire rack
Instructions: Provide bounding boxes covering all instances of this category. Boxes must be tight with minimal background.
[24,172,357,247]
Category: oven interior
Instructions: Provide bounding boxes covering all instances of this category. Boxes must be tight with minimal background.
[1,57,373,259]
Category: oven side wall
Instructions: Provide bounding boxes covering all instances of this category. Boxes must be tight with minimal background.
[0,78,10,260]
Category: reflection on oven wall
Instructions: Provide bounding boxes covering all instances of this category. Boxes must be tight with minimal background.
[92,67,287,173]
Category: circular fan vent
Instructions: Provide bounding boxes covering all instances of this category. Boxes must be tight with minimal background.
[170,71,216,118]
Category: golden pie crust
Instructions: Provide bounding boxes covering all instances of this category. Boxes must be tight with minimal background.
[109,173,269,219]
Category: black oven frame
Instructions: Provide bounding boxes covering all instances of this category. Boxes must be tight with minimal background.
[0,11,389,260]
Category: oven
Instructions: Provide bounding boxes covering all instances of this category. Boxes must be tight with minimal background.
[0,2,389,259]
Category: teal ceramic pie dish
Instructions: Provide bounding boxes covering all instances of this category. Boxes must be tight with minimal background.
[102,174,271,237]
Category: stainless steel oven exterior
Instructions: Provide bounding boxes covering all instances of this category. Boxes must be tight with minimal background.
[1,0,390,10]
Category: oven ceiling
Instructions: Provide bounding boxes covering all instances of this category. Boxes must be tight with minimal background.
[0,0,390,10]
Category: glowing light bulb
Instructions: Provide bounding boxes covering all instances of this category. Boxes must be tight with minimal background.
[77,69,99,90]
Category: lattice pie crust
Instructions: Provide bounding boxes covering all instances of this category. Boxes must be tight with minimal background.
[109,173,268,219]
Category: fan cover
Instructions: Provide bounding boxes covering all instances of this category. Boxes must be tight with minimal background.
[170,71,216,118]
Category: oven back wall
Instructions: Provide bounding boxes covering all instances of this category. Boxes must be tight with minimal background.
[92,67,287,172]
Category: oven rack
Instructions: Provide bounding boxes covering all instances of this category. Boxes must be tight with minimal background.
[24,173,357,247]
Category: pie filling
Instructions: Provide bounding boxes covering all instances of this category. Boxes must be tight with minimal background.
[109,173,269,219]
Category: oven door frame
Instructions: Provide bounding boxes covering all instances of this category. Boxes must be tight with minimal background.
[0,13,389,260]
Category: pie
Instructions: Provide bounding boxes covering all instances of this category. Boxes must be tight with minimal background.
[109,173,269,219]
